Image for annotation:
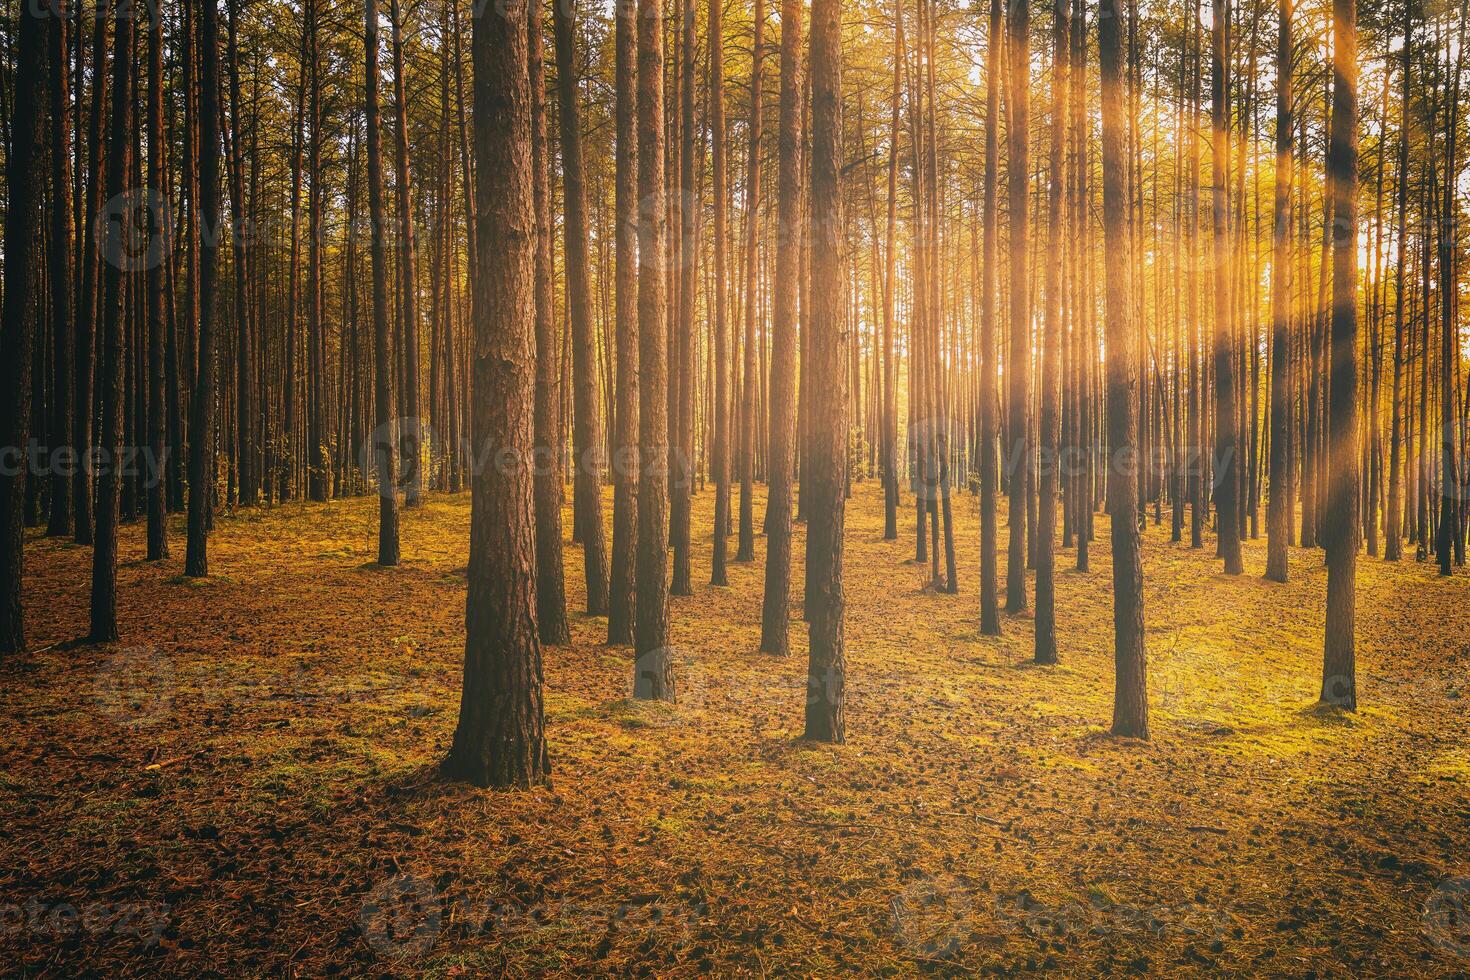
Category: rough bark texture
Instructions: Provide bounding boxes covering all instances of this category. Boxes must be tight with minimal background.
[187,0,222,578]
[760,0,803,657]
[1099,0,1149,740]
[634,0,674,701]
[0,0,45,653]
[46,4,74,541]
[442,0,550,789]
[735,0,764,565]
[147,0,170,561]
[608,0,640,645]
[389,0,423,508]
[802,0,846,743]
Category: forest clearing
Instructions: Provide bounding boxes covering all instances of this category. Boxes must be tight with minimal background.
[4,484,1469,974]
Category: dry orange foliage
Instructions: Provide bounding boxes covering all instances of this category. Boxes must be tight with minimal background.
[3,482,1469,974]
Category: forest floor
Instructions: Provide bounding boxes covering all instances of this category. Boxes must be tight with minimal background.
[4,480,1470,976]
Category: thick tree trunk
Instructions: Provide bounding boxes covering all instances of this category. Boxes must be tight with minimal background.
[634,0,674,701]
[1099,0,1149,740]
[0,0,46,654]
[802,0,846,743]
[443,0,550,789]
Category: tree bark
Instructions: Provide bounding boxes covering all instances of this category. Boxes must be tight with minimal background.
[759,0,803,656]
[1100,0,1149,739]
[802,0,846,743]
[1004,0,1031,613]
[1322,0,1358,708]
[443,0,550,789]
[1265,0,1293,583]
[366,0,401,566]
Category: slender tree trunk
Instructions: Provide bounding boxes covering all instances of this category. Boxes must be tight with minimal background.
[760,0,803,656]
[1265,0,1293,582]
[608,0,640,644]
[736,0,764,564]
[146,0,169,560]
[366,0,401,566]
[443,0,550,789]
[388,0,423,507]
[1004,0,1031,613]
[555,0,614,614]
[46,4,75,541]
[803,0,846,743]
[529,0,571,643]
[1211,0,1243,574]
[1322,0,1358,707]
[1384,7,1412,563]
[1035,0,1068,664]
[186,0,222,577]
[709,0,731,586]
[90,0,135,642]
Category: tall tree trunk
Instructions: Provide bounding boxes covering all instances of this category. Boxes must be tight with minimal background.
[442,0,550,789]
[1099,0,1149,739]
[736,0,765,564]
[802,0,846,743]
[1265,0,1293,583]
[366,0,401,566]
[709,0,731,586]
[669,0,697,598]
[634,0,674,700]
[76,2,111,548]
[1211,0,1243,574]
[882,0,902,544]
[1321,0,1358,707]
[46,3,75,541]
[759,0,803,657]
[529,0,571,644]
[0,0,46,653]
[608,0,640,644]
[1035,0,1068,664]
[90,0,135,642]
[187,0,222,577]
[1004,0,1031,613]
[553,0,611,611]
[979,0,1002,633]
[146,0,169,560]
[1384,6,1412,563]
[389,0,423,507]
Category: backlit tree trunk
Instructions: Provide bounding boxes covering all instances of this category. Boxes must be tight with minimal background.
[443,0,550,788]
